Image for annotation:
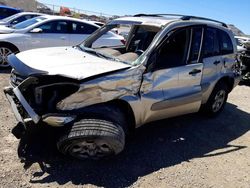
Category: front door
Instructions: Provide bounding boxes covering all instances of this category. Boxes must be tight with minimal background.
[140,26,204,123]
[27,20,70,50]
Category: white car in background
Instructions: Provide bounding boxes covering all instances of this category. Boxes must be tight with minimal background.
[0,12,44,27]
[0,15,124,67]
[89,21,119,34]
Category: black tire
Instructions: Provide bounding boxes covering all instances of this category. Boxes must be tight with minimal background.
[0,43,19,68]
[201,82,228,117]
[57,119,125,160]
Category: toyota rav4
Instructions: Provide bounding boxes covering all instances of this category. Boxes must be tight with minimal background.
[4,14,241,159]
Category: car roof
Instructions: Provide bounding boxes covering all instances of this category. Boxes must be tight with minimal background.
[14,12,44,16]
[112,15,229,30]
[40,15,101,27]
[112,16,173,27]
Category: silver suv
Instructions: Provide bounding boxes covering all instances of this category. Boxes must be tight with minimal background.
[4,14,241,160]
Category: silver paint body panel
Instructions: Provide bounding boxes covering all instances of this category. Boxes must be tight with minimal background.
[6,17,240,127]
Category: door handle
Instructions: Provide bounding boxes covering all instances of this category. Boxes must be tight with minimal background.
[189,69,201,75]
[60,36,66,40]
[213,60,220,65]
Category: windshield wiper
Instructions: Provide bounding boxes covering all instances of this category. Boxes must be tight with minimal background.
[75,45,131,65]
[83,48,110,59]
[77,45,114,59]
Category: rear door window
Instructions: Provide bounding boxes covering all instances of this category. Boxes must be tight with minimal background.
[71,22,98,34]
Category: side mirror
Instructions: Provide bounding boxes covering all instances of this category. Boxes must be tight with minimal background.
[11,20,18,25]
[30,28,43,33]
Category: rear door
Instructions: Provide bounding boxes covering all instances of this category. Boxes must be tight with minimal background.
[68,21,98,46]
[140,26,204,123]
[200,27,225,103]
[27,20,70,49]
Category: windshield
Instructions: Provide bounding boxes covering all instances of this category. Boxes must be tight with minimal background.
[12,16,47,29]
[79,22,160,65]
[1,13,19,23]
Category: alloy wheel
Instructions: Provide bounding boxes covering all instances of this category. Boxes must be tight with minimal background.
[0,47,12,67]
[68,139,113,159]
[212,90,226,112]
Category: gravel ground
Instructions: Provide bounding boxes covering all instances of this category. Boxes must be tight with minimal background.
[0,70,249,188]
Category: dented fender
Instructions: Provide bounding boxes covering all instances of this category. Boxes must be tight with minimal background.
[56,65,146,111]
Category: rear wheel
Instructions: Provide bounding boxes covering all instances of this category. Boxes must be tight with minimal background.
[57,119,125,160]
[201,82,228,116]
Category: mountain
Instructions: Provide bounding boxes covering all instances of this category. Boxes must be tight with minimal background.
[227,24,245,36]
[0,0,37,11]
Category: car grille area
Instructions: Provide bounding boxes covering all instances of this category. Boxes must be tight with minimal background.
[10,71,26,87]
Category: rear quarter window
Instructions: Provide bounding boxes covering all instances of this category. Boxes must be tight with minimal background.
[218,30,234,55]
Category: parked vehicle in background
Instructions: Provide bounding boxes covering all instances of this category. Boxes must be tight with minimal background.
[4,14,241,160]
[89,21,119,34]
[0,15,124,67]
[0,5,21,19]
[119,31,129,40]
[0,12,44,27]
[235,36,250,78]
[60,6,71,16]
[235,36,250,49]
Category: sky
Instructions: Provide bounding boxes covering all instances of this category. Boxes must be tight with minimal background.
[38,0,250,34]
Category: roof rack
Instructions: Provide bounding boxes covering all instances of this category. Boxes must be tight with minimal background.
[134,14,228,28]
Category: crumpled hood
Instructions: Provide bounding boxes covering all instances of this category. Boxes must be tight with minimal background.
[11,47,131,80]
[0,25,15,34]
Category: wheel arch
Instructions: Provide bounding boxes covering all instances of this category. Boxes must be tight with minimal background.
[216,76,235,93]
[107,99,136,133]
[76,99,136,134]
[0,41,19,53]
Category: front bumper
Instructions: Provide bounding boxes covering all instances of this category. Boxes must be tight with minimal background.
[4,86,32,139]
[4,86,76,128]
[4,86,40,124]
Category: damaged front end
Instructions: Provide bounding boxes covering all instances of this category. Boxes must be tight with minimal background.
[5,62,144,138]
[4,73,80,133]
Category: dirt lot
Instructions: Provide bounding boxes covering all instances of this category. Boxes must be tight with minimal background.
[0,69,249,188]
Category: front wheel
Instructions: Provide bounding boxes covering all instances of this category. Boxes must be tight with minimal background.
[57,119,125,160]
[201,82,228,116]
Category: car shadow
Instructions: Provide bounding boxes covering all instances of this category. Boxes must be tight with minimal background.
[239,80,250,86]
[19,102,249,188]
[0,68,11,74]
